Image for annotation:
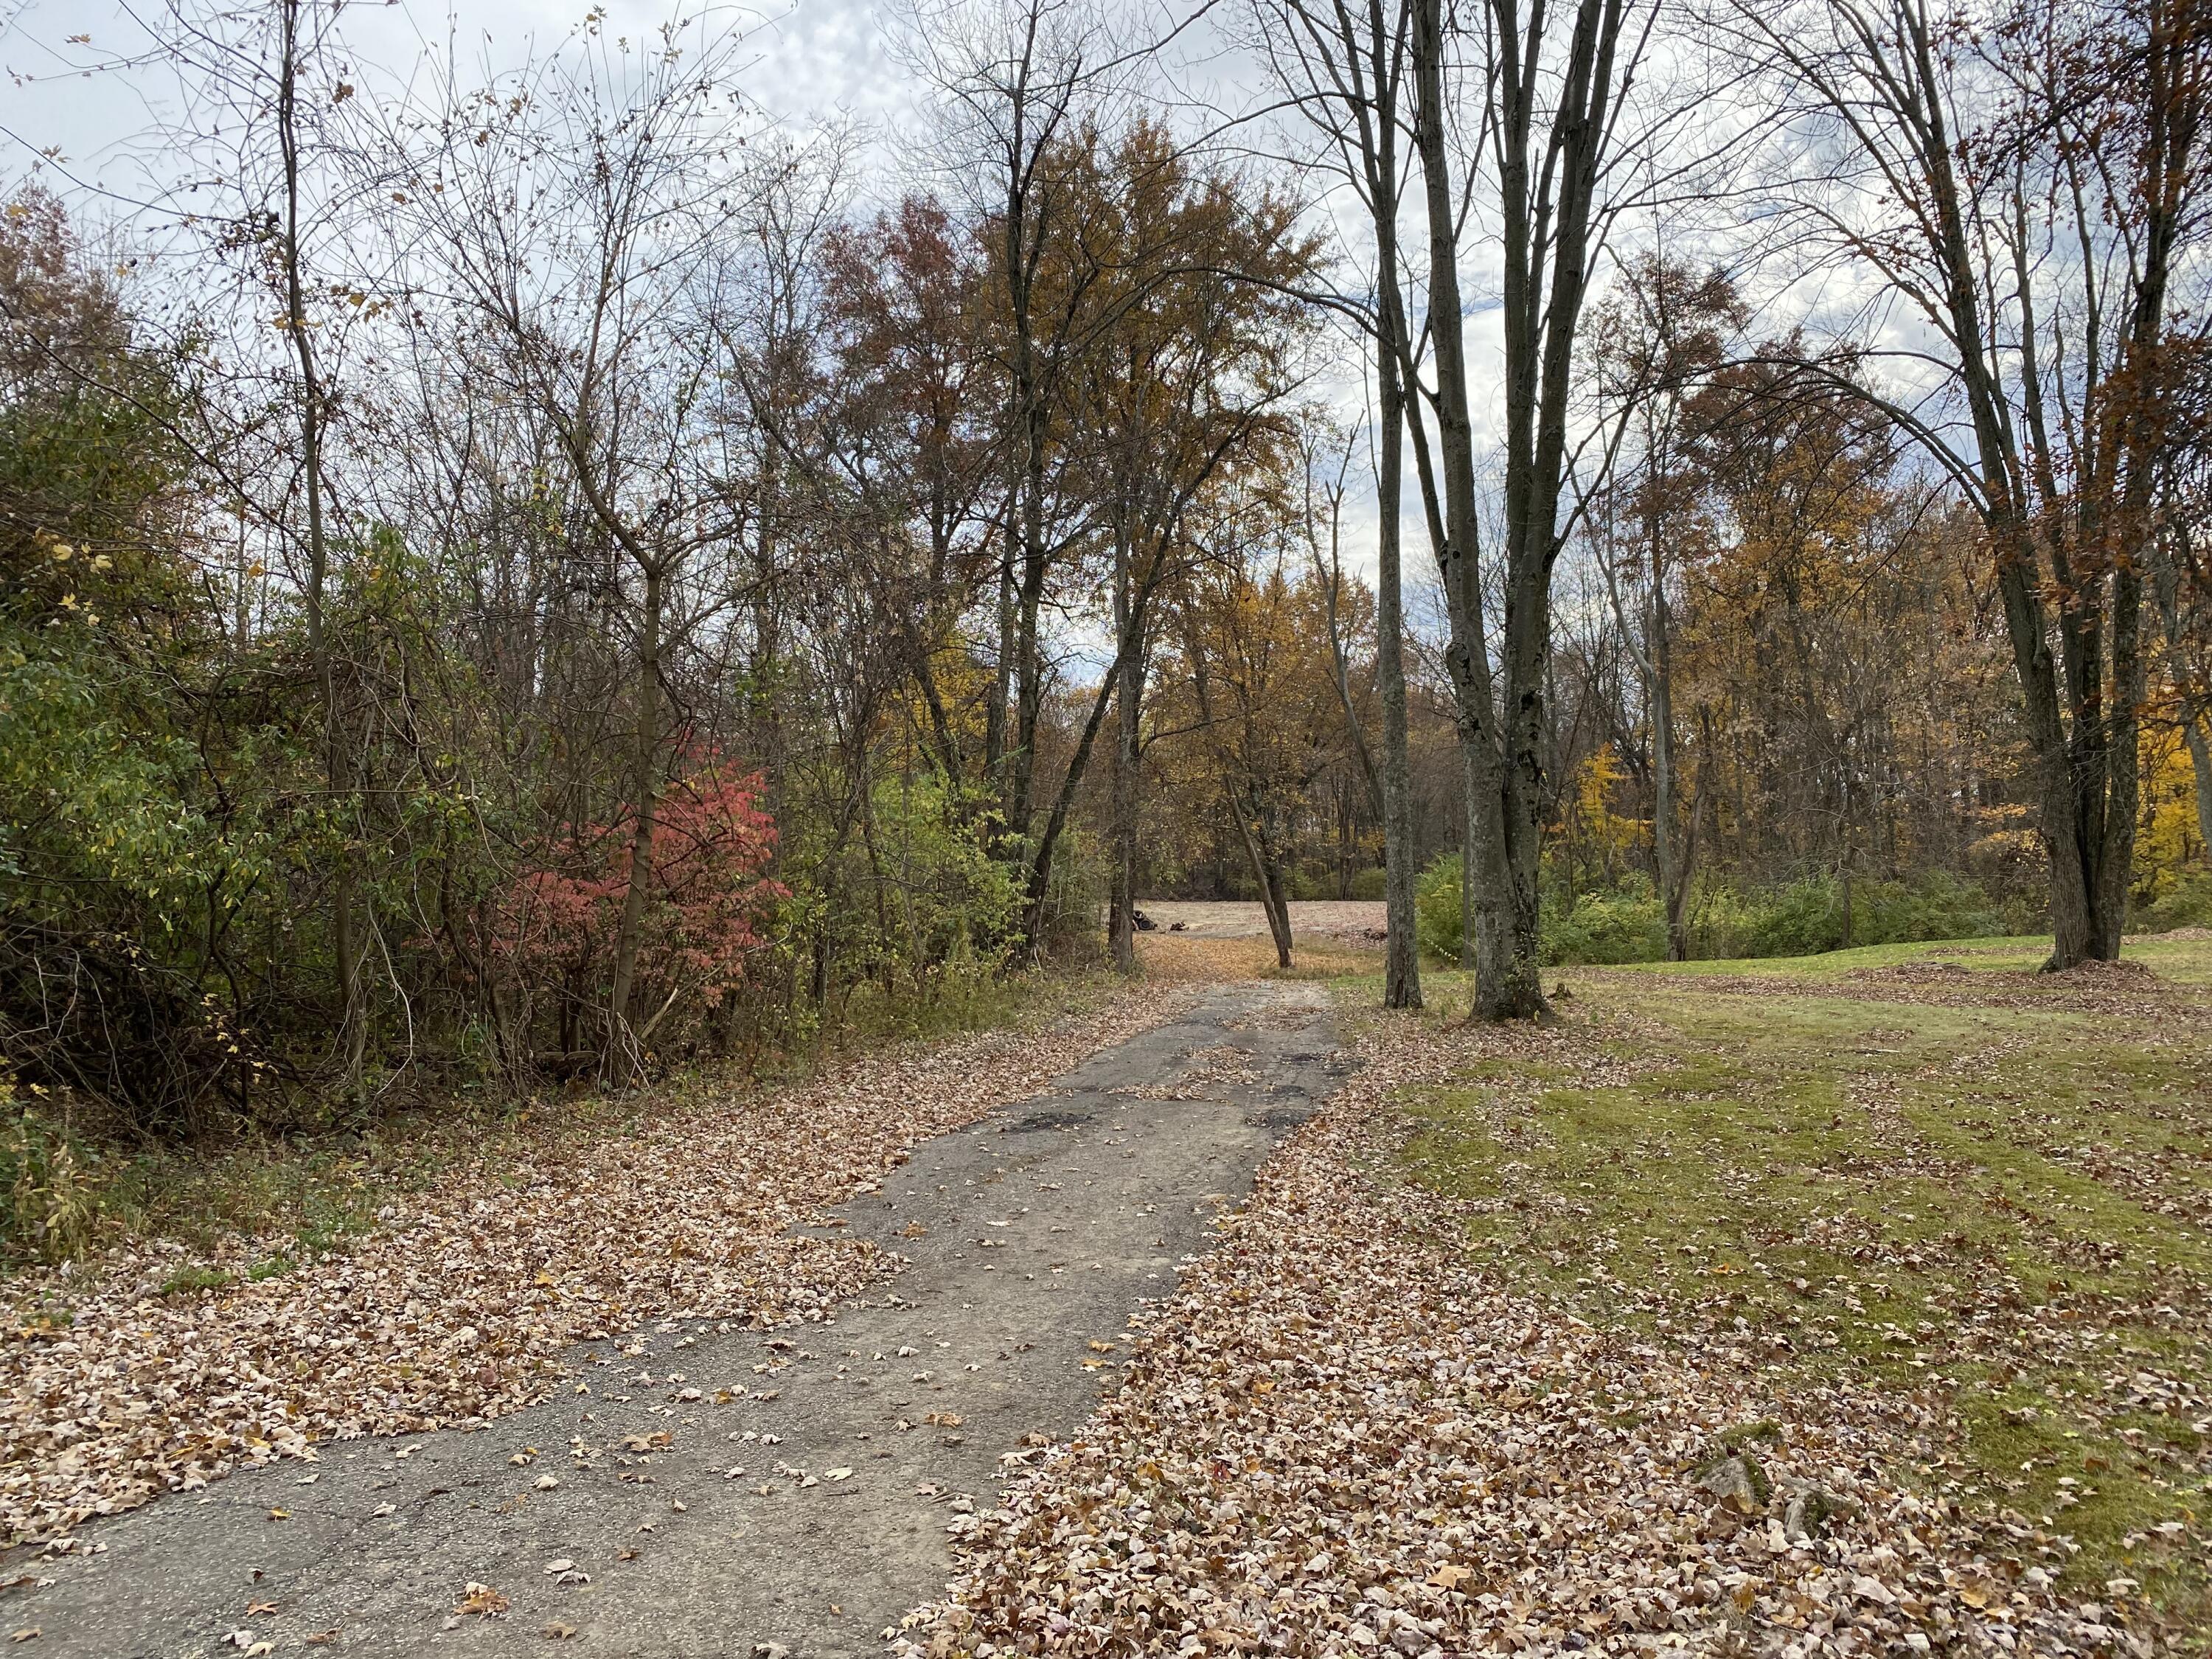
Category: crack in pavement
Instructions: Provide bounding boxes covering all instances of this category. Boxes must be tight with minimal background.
[10,981,1350,1658]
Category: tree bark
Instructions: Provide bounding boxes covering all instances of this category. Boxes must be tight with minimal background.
[277,0,365,1095]
[1408,0,1526,1019]
[605,555,664,1074]
[1229,796,1295,970]
[1108,524,1140,973]
[1649,565,1687,961]
[1460,746,1478,970]
[1374,258,1423,1010]
[1406,0,1629,1018]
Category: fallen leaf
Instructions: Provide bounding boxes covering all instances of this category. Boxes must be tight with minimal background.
[456,1583,509,1617]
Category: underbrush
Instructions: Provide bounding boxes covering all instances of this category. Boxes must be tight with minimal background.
[1415,859,2030,965]
[0,963,1118,1274]
[2135,869,2212,933]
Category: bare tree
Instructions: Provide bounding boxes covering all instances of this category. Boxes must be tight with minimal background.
[397,10,767,1073]
[136,0,389,1093]
[1586,257,1745,958]
[1405,0,1663,1017]
[1245,0,1427,1008]
[1735,0,2211,965]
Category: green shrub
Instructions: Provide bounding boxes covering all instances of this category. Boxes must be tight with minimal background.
[1707,870,2011,958]
[2,1094,101,1265]
[2134,869,2212,933]
[1416,857,2022,967]
[1545,880,1669,964]
[1414,852,1469,963]
[1346,866,1388,902]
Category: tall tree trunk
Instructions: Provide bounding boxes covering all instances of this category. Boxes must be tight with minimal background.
[1375,299,1423,1010]
[605,556,664,1074]
[1460,747,1478,970]
[1649,574,1687,961]
[277,0,365,1094]
[1109,525,1140,973]
[987,510,1012,800]
[1409,0,1527,1018]
[1408,0,1626,1018]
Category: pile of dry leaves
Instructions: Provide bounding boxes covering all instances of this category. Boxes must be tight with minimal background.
[0,985,1189,1546]
[897,1015,2150,1658]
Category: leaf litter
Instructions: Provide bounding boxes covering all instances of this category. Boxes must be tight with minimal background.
[897,1007,2161,1658]
[0,985,1191,1546]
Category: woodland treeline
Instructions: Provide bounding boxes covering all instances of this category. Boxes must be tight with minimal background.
[2,0,2209,1153]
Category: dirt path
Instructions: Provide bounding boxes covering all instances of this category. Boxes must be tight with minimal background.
[10,983,1347,1658]
[1135,900,1383,942]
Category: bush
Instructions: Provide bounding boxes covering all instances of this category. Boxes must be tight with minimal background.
[2134,869,2212,933]
[1346,865,1388,901]
[2,1092,100,1265]
[1546,881,1669,964]
[1414,856,2023,967]
[1414,852,1469,964]
[1419,858,1668,966]
[1705,870,2012,958]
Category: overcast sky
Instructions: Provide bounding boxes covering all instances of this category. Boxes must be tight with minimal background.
[1,0,926,193]
[0,0,1590,602]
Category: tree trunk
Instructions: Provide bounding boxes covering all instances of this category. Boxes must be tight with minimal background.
[1460,747,1477,971]
[1108,526,1140,973]
[987,510,1012,803]
[605,555,664,1074]
[277,0,365,1096]
[1409,0,1624,1020]
[1672,709,1715,956]
[2188,716,2212,861]
[1408,0,1543,1023]
[1021,629,1130,952]
[1649,568,1688,961]
[1231,799,1295,970]
[1375,301,1422,1010]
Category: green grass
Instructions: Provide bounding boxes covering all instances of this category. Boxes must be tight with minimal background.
[1579,929,2212,985]
[156,1264,237,1298]
[1357,935,2212,1638]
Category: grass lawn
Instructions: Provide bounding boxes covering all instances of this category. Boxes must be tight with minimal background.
[1359,933,2212,1638]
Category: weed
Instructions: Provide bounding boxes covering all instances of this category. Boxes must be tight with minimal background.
[158,1265,236,1298]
